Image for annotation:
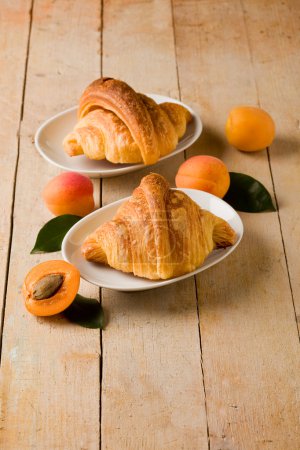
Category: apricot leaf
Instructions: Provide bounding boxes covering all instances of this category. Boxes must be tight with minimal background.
[31,214,81,254]
[63,294,105,329]
[224,172,276,212]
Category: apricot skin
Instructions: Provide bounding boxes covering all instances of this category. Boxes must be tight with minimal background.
[225,106,275,151]
[43,172,94,216]
[175,155,230,198]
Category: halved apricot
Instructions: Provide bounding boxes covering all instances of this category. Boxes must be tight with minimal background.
[22,260,80,316]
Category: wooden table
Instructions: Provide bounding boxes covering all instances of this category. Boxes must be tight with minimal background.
[1,1,299,448]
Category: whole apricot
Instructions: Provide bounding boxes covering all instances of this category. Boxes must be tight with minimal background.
[22,260,80,316]
[225,106,275,151]
[175,155,230,198]
[43,172,94,216]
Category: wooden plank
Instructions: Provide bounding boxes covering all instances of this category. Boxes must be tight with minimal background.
[0,0,32,341]
[173,0,300,448]
[0,1,101,448]
[241,0,300,326]
[100,1,208,448]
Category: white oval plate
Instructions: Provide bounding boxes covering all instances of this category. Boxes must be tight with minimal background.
[35,94,202,178]
[62,189,243,292]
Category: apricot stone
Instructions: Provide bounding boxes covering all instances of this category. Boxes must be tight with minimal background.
[225,106,275,151]
[43,172,95,216]
[175,155,230,198]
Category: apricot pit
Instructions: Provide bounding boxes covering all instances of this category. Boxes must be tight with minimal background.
[32,274,64,300]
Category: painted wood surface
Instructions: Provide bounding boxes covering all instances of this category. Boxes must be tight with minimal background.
[0,0,32,337]
[100,1,208,448]
[0,1,101,448]
[0,0,299,449]
[173,0,300,448]
[241,0,300,323]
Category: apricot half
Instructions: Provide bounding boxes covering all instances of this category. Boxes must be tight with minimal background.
[175,155,230,198]
[22,260,80,316]
[225,106,275,151]
[43,172,95,217]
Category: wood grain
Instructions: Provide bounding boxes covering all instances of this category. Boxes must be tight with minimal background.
[173,0,300,448]
[241,0,300,328]
[0,0,101,448]
[100,1,208,448]
[0,0,32,346]
[0,0,299,448]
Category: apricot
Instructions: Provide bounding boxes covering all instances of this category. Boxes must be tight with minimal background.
[175,155,230,198]
[43,172,94,216]
[225,106,275,151]
[22,260,80,316]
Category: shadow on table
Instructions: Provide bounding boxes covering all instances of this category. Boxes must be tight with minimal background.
[194,218,284,313]
[186,125,228,160]
[41,209,282,328]
[269,135,299,159]
[104,276,198,321]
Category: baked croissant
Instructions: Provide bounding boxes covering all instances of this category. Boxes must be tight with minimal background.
[82,173,236,280]
[63,78,192,165]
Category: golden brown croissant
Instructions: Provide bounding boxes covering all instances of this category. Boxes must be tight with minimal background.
[81,173,236,280]
[63,78,192,165]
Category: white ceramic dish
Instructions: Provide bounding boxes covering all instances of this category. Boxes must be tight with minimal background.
[62,189,243,292]
[35,94,202,178]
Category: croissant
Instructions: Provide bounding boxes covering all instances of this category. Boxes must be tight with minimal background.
[82,173,236,280]
[63,78,192,165]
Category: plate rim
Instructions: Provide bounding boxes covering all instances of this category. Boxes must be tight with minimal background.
[61,188,244,291]
[34,94,203,178]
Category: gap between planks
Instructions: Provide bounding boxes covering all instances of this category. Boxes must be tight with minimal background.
[240,0,299,340]
[99,0,104,448]
[266,147,299,340]
[0,0,35,366]
[1,1,102,448]
[175,2,298,448]
[102,0,207,448]
[171,0,211,446]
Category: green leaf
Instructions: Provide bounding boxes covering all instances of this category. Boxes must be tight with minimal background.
[31,214,81,254]
[63,294,105,329]
[224,172,276,213]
